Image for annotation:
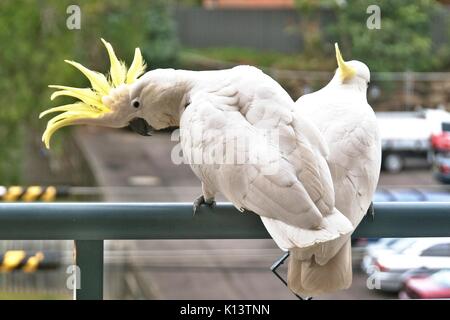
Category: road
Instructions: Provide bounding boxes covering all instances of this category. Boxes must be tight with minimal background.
[75,127,442,300]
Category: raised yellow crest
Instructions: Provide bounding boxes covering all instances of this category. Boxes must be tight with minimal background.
[335,43,356,82]
[40,39,147,148]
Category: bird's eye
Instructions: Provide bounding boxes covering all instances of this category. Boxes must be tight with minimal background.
[132,100,140,108]
[367,81,370,86]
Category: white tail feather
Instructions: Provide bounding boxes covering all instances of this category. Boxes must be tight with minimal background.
[262,208,354,296]
[288,240,353,297]
[261,207,353,250]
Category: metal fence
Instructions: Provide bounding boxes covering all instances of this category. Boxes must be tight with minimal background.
[0,202,449,299]
[174,7,302,53]
[183,53,450,111]
[174,7,450,54]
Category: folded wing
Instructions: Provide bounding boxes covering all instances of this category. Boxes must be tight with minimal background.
[180,84,353,249]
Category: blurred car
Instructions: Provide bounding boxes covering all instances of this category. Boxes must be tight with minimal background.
[433,152,450,184]
[361,238,417,273]
[377,109,450,172]
[354,238,397,267]
[399,270,450,299]
[352,238,381,265]
[363,238,450,292]
[374,188,450,202]
[354,190,450,265]
[431,122,450,152]
[363,238,401,258]
[431,132,450,153]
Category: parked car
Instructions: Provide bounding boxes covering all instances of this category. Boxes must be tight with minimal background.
[361,238,417,273]
[377,109,450,172]
[352,238,386,265]
[364,238,400,257]
[374,188,450,202]
[399,269,450,299]
[431,122,450,152]
[363,238,450,292]
[354,191,450,265]
[433,152,450,184]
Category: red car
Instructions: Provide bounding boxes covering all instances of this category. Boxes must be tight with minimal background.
[400,270,450,299]
[431,122,450,152]
[431,132,450,152]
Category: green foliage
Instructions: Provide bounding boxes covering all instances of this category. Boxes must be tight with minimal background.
[78,0,179,69]
[180,47,335,71]
[295,0,446,72]
[174,0,203,7]
[142,1,179,68]
[0,0,178,184]
[0,0,72,184]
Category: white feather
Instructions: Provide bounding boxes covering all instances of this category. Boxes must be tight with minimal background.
[179,65,353,252]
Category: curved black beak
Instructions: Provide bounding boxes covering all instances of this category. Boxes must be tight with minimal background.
[129,117,153,136]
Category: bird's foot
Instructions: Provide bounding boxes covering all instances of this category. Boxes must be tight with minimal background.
[239,207,254,214]
[366,202,375,221]
[193,195,216,216]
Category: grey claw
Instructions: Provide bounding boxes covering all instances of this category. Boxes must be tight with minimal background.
[193,195,204,216]
[240,207,254,214]
[193,195,216,216]
[206,199,216,209]
[366,202,375,221]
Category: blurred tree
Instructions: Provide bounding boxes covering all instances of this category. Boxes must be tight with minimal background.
[295,0,446,72]
[174,0,204,7]
[142,0,179,67]
[0,0,75,184]
[80,0,179,69]
[293,0,329,59]
[0,0,178,184]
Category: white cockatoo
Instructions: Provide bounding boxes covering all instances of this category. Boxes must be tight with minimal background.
[40,39,357,297]
[281,43,381,296]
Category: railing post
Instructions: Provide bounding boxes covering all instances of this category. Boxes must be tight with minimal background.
[74,240,104,300]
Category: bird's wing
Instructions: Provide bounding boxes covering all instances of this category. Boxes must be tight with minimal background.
[296,94,382,225]
[180,84,352,248]
[326,110,381,225]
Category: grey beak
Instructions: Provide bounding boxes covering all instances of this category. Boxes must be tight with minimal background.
[129,117,153,136]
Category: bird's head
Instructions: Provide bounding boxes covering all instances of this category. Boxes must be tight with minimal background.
[333,43,370,90]
[127,68,188,132]
[40,39,151,148]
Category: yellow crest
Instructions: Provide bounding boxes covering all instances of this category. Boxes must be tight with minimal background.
[40,39,147,148]
[335,43,356,82]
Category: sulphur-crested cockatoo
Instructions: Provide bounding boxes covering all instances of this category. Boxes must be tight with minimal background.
[276,43,380,296]
[40,39,354,297]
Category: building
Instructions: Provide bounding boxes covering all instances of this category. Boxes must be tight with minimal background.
[203,0,295,9]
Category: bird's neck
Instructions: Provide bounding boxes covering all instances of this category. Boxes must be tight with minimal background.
[139,69,203,129]
[326,74,367,96]
[139,68,247,129]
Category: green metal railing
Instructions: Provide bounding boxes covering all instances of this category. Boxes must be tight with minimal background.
[0,202,450,299]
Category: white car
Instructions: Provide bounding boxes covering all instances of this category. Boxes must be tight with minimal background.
[377,109,450,172]
[364,238,450,292]
[361,238,417,273]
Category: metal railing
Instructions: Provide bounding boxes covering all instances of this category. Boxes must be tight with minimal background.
[0,202,450,300]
